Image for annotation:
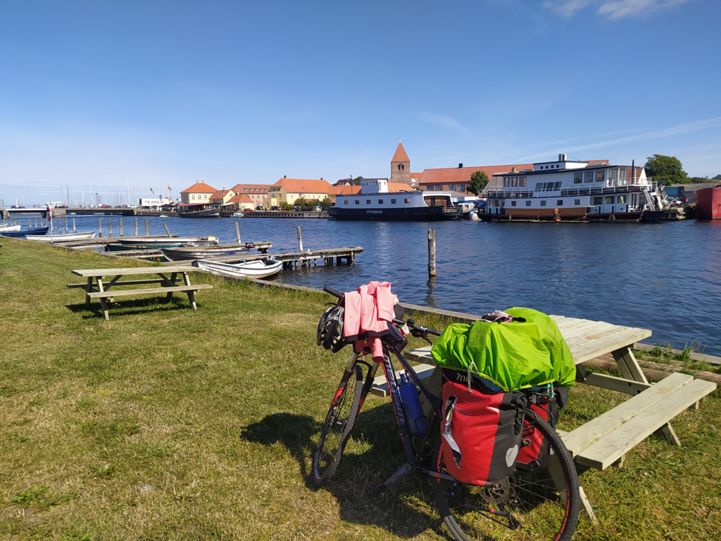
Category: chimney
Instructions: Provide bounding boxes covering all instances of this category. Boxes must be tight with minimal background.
[559,153,567,162]
[512,167,517,173]
[458,163,463,168]
[283,175,287,179]
[320,177,323,180]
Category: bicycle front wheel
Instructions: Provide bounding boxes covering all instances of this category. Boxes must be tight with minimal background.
[311,362,364,486]
[434,411,580,541]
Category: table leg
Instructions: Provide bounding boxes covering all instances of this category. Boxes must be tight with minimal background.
[97,278,110,321]
[85,277,93,307]
[166,272,177,302]
[182,272,197,310]
[612,346,680,445]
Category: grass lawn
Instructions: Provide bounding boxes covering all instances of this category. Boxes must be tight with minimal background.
[1,239,719,540]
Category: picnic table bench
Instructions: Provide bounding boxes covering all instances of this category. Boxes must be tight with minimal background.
[69,266,213,320]
[370,313,716,518]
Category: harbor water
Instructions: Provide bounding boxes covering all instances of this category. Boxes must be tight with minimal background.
[54,215,721,355]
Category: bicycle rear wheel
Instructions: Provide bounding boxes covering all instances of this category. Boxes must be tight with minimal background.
[312,361,364,486]
[434,411,580,541]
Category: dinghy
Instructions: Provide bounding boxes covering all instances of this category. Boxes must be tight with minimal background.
[192,258,283,279]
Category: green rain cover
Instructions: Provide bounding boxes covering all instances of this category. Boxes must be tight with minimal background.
[431,307,575,391]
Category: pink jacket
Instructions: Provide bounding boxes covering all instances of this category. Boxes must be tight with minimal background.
[343,281,397,361]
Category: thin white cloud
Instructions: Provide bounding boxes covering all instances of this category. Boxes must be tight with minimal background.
[543,0,690,19]
[416,112,469,132]
[518,115,721,161]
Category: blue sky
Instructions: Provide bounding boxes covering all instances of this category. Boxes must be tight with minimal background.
[1,0,720,205]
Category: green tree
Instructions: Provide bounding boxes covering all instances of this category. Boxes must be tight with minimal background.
[644,154,689,185]
[468,171,489,195]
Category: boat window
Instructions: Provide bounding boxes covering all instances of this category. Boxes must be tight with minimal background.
[595,169,605,182]
[617,195,625,203]
[574,199,581,205]
[391,198,396,204]
[511,200,517,207]
[574,171,583,184]
[525,200,531,206]
[604,196,614,204]
[378,199,383,204]
[366,199,371,204]
[343,199,349,204]
[592,196,603,205]
[540,200,547,206]
[583,171,593,183]
[619,168,628,182]
[355,200,360,205]
[557,200,564,206]
[404,198,410,203]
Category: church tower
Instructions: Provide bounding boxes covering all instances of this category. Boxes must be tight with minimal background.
[390,142,411,182]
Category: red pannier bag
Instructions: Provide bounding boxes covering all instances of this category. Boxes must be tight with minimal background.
[440,370,525,486]
[516,386,569,470]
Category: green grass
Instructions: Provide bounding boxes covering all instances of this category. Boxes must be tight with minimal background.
[1,239,720,540]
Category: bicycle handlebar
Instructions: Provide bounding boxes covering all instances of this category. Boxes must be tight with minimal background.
[323,286,343,300]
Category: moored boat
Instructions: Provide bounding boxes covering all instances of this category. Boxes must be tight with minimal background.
[0,225,49,237]
[482,154,669,222]
[329,178,460,221]
[161,243,257,261]
[177,203,221,218]
[0,224,22,233]
[26,231,96,242]
[192,258,283,279]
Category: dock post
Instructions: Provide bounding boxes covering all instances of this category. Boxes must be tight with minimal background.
[65,215,68,232]
[162,222,172,237]
[134,217,139,236]
[119,218,124,237]
[297,225,303,252]
[72,217,76,232]
[98,217,103,238]
[108,216,113,238]
[235,221,241,244]
[428,228,437,277]
[144,218,149,236]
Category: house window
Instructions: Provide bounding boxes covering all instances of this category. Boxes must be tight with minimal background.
[525,200,531,207]
[391,198,396,204]
[557,200,564,206]
[574,171,582,184]
[574,199,581,205]
[540,200,547,207]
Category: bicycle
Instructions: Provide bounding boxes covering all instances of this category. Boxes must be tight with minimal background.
[312,287,580,540]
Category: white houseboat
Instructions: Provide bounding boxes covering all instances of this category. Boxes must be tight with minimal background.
[482,154,666,222]
[329,178,459,221]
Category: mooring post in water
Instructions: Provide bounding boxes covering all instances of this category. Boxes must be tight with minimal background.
[162,222,171,237]
[65,215,68,232]
[235,221,241,244]
[297,225,303,252]
[119,218,124,237]
[134,217,139,236]
[428,228,437,277]
[144,218,149,236]
[98,217,103,237]
[72,217,76,232]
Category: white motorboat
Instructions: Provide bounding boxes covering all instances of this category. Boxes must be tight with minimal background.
[192,258,283,279]
[0,224,22,233]
[25,231,97,242]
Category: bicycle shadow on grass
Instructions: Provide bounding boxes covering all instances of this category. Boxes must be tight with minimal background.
[241,406,455,539]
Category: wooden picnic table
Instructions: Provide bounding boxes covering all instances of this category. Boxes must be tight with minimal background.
[70,266,213,320]
[371,313,716,518]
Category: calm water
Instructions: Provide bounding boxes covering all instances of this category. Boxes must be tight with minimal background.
[63,214,721,355]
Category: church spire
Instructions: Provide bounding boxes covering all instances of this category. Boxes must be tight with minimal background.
[390,142,411,181]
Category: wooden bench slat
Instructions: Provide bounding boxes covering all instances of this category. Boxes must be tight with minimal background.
[68,278,178,289]
[72,266,198,277]
[576,378,717,469]
[87,284,212,299]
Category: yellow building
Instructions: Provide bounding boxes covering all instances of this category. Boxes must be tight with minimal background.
[179,181,217,204]
[268,177,331,207]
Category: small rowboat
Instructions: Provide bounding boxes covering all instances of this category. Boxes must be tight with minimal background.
[0,226,49,237]
[192,258,283,279]
[161,243,257,261]
[26,231,97,242]
[0,224,22,233]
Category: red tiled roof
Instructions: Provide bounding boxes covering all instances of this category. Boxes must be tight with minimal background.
[329,185,361,195]
[211,189,233,199]
[272,178,331,193]
[388,182,417,192]
[417,164,533,185]
[391,143,410,163]
[181,181,218,194]
[230,194,254,204]
[231,183,271,194]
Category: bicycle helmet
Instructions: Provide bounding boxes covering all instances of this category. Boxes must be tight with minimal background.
[317,304,346,352]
